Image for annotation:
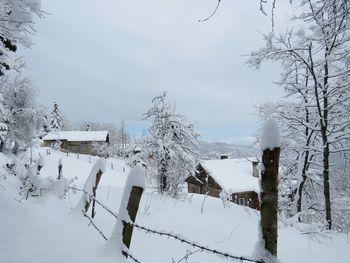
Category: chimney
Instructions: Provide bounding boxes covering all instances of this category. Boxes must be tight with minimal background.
[252,161,259,178]
[220,154,229,160]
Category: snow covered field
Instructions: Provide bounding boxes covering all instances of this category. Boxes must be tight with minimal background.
[1,149,349,263]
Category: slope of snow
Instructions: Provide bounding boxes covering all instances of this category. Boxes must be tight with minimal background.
[0,176,126,263]
[201,158,260,193]
[1,149,349,263]
[32,148,129,188]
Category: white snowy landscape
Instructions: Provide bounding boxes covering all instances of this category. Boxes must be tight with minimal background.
[1,0,350,262]
[1,148,349,263]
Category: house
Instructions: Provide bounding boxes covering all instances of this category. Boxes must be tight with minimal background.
[42,131,109,155]
[186,157,260,210]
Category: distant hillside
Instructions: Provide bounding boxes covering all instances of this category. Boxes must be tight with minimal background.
[199,141,257,160]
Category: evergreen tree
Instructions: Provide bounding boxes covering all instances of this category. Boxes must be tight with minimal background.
[50,102,62,131]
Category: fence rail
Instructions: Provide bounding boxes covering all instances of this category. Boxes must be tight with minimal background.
[69,187,265,263]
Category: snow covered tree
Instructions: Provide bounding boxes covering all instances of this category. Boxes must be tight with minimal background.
[50,102,62,131]
[258,101,320,220]
[0,0,42,75]
[141,92,199,196]
[0,84,8,151]
[249,0,350,230]
[1,76,45,153]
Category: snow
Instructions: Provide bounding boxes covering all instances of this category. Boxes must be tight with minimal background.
[74,158,107,214]
[260,119,281,150]
[0,176,127,263]
[0,149,349,263]
[43,131,109,142]
[108,164,146,253]
[201,158,260,193]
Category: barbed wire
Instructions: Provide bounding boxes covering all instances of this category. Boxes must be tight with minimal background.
[83,212,108,241]
[82,210,142,263]
[69,187,265,263]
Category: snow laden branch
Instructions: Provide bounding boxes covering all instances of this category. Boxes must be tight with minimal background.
[0,0,43,75]
[140,92,199,196]
[250,0,350,231]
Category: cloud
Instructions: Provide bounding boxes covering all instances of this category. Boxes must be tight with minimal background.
[21,0,288,142]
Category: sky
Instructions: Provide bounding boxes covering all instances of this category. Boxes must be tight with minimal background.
[21,0,291,145]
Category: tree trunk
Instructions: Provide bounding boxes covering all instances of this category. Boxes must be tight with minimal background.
[323,142,332,230]
[322,52,332,230]
[297,138,311,215]
[159,155,168,193]
[260,147,280,257]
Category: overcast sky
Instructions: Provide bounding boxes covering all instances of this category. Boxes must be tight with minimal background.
[21,0,291,144]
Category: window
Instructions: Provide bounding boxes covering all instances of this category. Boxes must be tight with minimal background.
[238,198,245,205]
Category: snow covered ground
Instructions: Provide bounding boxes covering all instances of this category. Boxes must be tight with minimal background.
[1,149,349,263]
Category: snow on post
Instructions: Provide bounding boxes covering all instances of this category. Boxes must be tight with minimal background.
[107,164,145,257]
[74,158,106,215]
[260,118,280,151]
[256,118,281,261]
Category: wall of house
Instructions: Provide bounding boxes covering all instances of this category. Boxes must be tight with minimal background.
[187,180,260,210]
[230,191,260,210]
[187,182,221,198]
[43,140,104,156]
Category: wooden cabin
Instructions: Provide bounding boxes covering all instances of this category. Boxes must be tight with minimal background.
[186,158,260,210]
[42,131,109,156]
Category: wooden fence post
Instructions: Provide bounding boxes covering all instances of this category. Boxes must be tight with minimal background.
[256,118,281,261]
[108,165,145,258]
[83,169,104,214]
[91,169,103,218]
[57,158,63,180]
[121,186,143,257]
[74,158,106,216]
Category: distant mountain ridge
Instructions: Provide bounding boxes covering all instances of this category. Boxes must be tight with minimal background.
[199,140,256,160]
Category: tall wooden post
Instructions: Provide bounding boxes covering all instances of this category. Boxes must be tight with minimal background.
[83,169,104,214]
[260,147,280,257]
[91,169,103,218]
[122,186,144,257]
[57,159,63,180]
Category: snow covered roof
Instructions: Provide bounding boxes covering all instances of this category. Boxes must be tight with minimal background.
[42,131,109,142]
[201,158,260,194]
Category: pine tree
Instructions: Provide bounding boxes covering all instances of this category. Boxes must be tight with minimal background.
[50,102,62,131]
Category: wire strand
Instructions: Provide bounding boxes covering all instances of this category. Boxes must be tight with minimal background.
[70,187,264,263]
